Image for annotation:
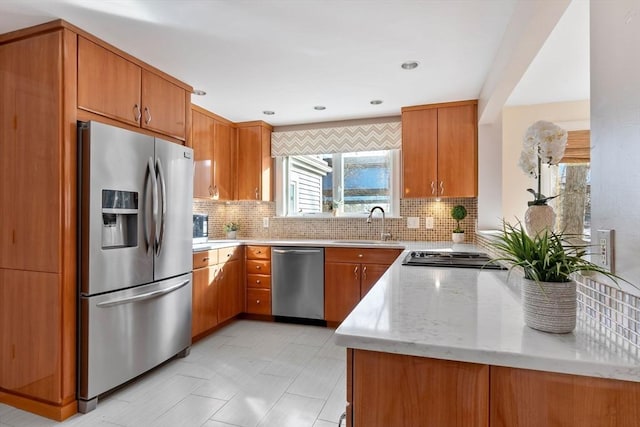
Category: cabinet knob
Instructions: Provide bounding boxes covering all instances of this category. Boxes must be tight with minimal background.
[256,300,261,304]
[202,257,209,261]
[256,265,261,270]
[358,254,363,258]
[257,250,261,254]
[227,253,231,257]
[256,279,261,284]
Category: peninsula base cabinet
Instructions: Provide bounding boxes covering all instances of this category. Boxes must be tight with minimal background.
[346,349,640,427]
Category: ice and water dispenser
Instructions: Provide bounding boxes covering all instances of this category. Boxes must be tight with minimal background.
[101,189,138,248]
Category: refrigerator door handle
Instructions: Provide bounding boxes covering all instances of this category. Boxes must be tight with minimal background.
[149,157,159,252]
[155,158,167,256]
[95,279,190,308]
[142,157,158,252]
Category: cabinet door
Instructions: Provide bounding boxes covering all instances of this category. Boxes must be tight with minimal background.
[192,109,214,198]
[218,259,242,323]
[0,31,61,273]
[437,104,477,197]
[141,69,186,140]
[490,366,640,427]
[213,120,234,200]
[192,266,218,338]
[77,36,141,126]
[237,126,262,200]
[0,269,61,403]
[360,263,391,298]
[352,350,489,427]
[402,108,438,198]
[325,262,361,323]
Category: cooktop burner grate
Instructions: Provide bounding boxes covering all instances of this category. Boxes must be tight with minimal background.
[402,251,506,270]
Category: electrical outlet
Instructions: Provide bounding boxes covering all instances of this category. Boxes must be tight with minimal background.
[407,217,419,229]
[597,229,614,273]
[425,217,434,229]
[262,217,269,228]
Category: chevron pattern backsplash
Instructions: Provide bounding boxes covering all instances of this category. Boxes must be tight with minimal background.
[271,121,401,156]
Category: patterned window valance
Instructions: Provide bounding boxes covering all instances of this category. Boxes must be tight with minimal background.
[271,121,401,157]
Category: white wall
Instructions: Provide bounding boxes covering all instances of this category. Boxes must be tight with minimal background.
[501,101,590,224]
[591,0,640,292]
[477,119,503,229]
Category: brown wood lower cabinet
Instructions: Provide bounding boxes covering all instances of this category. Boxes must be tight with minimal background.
[490,366,640,427]
[350,349,489,427]
[347,349,640,427]
[325,248,402,323]
[217,258,243,323]
[245,245,271,315]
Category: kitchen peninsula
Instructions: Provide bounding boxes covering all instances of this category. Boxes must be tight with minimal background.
[334,249,640,427]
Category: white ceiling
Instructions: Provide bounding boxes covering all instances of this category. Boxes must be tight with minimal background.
[0,0,589,126]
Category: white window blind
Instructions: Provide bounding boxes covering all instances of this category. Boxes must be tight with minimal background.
[271,121,401,157]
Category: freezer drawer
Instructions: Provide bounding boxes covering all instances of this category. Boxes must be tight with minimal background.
[79,273,192,404]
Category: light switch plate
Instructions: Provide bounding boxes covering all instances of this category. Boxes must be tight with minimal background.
[407,217,419,229]
[262,217,269,228]
[425,217,434,229]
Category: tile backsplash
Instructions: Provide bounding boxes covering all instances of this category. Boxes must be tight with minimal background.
[193,198,477,242]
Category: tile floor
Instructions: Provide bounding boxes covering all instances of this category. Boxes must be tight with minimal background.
[0,320,346,427]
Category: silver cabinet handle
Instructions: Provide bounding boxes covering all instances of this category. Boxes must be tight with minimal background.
[431,181,436,195]
[440,181,444,195]
[354,266,358,279]
[363,265,367,280]
[144,106,152,124]
[255,265,261,270]
[133,104,142,122]
[255,187,259,200]
[155,158,167,256]
[97,279,189,308]
[143,158,154,252]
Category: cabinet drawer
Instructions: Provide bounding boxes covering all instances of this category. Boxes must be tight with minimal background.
[219,245,242,262]
[247,274,271,289]
[246,245,270,260]
[246,259,271,275]
[193,250,218,269]
[246,289,271,315]
[325,247,402,265]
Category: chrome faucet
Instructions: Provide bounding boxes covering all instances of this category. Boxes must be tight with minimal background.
[367,206,392,241]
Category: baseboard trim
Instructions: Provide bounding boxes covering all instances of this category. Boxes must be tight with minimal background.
[0,390,77,421]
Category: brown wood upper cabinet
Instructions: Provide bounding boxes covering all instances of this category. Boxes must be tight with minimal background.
[402,100,477,198]
[191,106,234,200]
[77,37,187,141]
[236,122,273,201]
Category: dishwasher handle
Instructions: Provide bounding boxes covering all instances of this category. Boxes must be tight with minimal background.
[273,249,323,254]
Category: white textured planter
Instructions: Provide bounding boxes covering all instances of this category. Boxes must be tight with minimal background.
[226,230,237,239]
[452,232,465,243]
[524,205,556,237]
[521,278,576,334]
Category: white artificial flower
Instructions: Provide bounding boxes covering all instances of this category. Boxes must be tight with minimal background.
[523,120,568,166]
[518,149,538,178]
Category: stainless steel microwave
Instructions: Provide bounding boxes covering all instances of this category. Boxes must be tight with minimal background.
[193,213,208,243]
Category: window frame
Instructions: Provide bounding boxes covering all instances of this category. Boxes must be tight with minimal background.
[275,149,401,218]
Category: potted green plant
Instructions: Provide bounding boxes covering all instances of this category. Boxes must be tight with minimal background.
[491,221,630,333]
[223,222,239,239]
[451,205,467,243]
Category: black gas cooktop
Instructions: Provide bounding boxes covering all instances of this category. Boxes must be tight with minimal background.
[402,251,506,270]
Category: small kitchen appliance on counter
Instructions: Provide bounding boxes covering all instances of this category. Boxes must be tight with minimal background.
[402,251,506,270]
[193,213,208,244]
[77,121,194,413]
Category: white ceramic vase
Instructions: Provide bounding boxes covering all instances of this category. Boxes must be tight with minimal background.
[452,232,465,243]
[521,278,576,334]
[226,230,237,239]
[524,204,556,237]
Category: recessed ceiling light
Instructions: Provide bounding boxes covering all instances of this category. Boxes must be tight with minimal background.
[263,110,275,115]
[370,100,383,105]
[314,106,326,111]
[192,89,206,96]
[401,61,419,70]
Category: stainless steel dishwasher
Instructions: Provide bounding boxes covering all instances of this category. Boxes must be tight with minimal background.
[271,247,324,320]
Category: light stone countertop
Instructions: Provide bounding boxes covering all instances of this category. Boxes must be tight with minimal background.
[334,244,640,383]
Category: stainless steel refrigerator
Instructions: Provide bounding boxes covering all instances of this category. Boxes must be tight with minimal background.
[77,121,193,412]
